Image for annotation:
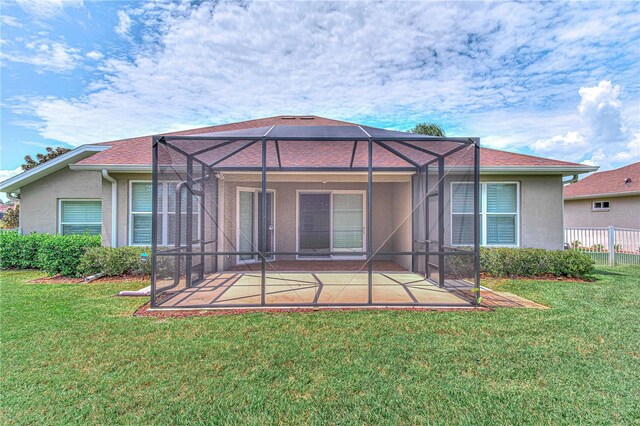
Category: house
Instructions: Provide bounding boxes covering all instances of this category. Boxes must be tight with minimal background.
[2,115,601,308]
[1,116,596,254]
[0,203,13,221]
[564,162,640,229]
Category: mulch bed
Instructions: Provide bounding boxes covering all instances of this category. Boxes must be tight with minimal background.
[132,301,489,318]
[480,273,593,283]
[29,274,150,285]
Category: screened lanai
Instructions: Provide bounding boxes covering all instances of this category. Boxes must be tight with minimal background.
[150,125,480,309]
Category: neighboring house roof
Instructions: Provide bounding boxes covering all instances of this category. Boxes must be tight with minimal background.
[564,161,640,199]
[1,115,598,193]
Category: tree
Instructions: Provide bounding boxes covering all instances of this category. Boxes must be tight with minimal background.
[409,123,446,137]
[0,204,19,229]
[22,147,71,171]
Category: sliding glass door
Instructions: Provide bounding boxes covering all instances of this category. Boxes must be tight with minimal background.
[298,191,365,258]
[237,188,275,263]
[332,194,364,254]
[299,193,331,257]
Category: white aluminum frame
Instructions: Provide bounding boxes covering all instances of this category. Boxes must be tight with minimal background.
[235,186,276,265]
[451,181,521,247]
[129,180,202,246]
[592,200,611,211]
[58,198,102,236]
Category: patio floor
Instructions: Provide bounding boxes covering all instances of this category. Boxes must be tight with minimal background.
[155,271,473,308]
[228,260,406,272]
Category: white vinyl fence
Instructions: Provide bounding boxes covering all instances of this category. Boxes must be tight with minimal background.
[564,226,640,266]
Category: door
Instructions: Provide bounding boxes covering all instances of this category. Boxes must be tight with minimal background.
[332,193,364,255]
[298,192,365,258]
[298,193,331,257]
[237,189,275,263]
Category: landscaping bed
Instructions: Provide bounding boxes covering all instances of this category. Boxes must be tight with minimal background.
[29,274,150,285]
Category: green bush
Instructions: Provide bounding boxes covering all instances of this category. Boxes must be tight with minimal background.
[544,249,596,278]
[479,247,594,278]
[37,234,101,277]
[1,232,100,276]
[79,246,151,277]
[0,232,53,269]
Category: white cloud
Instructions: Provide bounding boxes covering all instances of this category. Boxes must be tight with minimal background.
[6,0,640,168]
[610,132,640,163]
[115,10,132,38]
[1,39,82,73]
[531,131,589,163]
[0,167,23,184]
[529,80,640,169]
[22,141,50,149]
[86,50,104,60]
[15,0,83,18]
[1,15,23,28]
[578,81,626,144]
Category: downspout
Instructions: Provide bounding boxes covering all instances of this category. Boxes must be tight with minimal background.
[561,174,579,250]
[101,170,118,247]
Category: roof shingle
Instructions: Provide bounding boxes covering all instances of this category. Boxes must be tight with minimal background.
[76,115,592,169]
[564,162,640,198]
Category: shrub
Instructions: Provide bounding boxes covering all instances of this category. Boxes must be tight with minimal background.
[0,232,52,269]
[37,234,101,277]
[479,247,594,278]
[79,246,151,277]
[544,249,596,278]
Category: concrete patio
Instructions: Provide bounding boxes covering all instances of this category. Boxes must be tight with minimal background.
[154,270,473,309]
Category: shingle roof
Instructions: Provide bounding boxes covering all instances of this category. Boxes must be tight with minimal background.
[564,162,640,198]
[75,115,591,170]
[78,116,352,166]
[0,203,13,215]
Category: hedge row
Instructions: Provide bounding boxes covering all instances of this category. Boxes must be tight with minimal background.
[0,231,596,279]
[78,246,151,277]
[446,247,595,279]
[480,247,595,278]
[0,231,101,277]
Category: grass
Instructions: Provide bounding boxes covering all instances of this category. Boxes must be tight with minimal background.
[1,267,639,425]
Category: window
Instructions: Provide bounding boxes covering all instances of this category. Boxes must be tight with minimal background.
[59,200,102,236]
[130,181,200,246]
[451,182,519,246]
[592,201,610,211]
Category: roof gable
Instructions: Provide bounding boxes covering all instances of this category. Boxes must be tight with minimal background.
[75,115,594,171]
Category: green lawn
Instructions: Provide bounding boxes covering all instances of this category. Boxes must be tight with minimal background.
[1,268,639,425]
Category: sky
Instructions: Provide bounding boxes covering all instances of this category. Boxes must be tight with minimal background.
[1,0,639,188]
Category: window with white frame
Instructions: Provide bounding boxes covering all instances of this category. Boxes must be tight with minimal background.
[451,182,519,246]
[59,200,102,236]
[592,201,610,211]
[130,181,200,246]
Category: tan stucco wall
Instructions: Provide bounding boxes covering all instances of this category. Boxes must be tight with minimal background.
[101,173,153,247]
[16,167,566,253]
[219,173,412,269]
[19,167,103,235]
[564,195,640,229]
[435,174,565,250]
